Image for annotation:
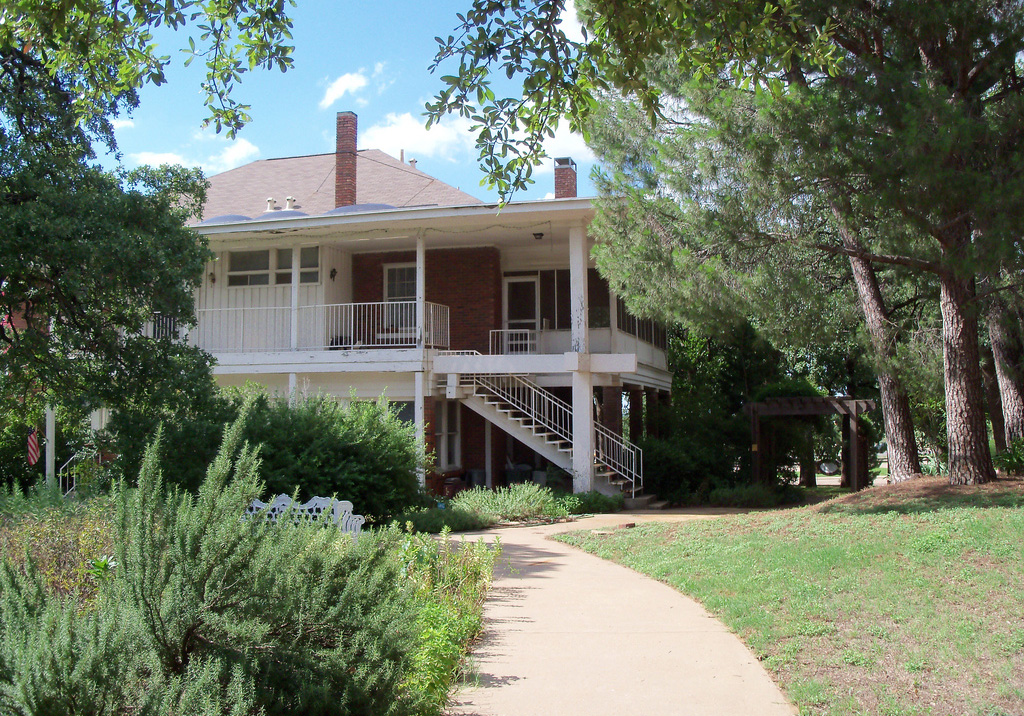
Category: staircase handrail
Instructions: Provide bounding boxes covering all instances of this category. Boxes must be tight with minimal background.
[595,422,643,497]
[469,373,574,446]
[464,372,644,497]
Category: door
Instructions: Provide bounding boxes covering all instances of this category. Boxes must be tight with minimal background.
[503,277,539,353]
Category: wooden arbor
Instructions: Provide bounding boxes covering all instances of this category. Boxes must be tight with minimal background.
[746,397,877,491]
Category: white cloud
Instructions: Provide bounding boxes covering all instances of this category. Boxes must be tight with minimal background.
[128,135,259,174]
[373,62,386,78]
[362,112,476,162]
[560,0,586,43]
[319,72,369,109]
[129,151,193,167]
[534,123,595,173]
[203,138,260,173]
[111,118,135,130]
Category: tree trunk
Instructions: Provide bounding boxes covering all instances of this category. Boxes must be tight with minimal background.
[939,272,996,484]
[986,297,1024,446]
[980,342,1007,454]
[832,207,921,479]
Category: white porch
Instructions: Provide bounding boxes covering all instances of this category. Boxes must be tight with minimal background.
[188,300,449,354]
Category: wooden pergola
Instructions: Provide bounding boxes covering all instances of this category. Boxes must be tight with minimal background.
[745,396,877,490]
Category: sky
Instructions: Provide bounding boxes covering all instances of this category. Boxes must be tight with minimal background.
[108,0,598,203]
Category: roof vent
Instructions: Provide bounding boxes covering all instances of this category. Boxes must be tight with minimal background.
[285,196,296,210]
[266,197,276,212]
[409,158,418,170]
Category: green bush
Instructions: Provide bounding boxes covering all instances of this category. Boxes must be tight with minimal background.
[571,490,624,514]
[393,506,493,534]
[0,494,113,604]
[993,439,1024,475]
[636,437,711,504]
[451,483,565,521]
[108,385,428,520]
[0,402,497,716]
[401,529,498,712]
[706,483,802,508]
[243,391,427,521]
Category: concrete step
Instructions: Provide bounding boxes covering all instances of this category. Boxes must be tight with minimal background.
[622,495,655,512]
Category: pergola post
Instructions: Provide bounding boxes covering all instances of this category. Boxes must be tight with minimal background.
[841,415,851,489]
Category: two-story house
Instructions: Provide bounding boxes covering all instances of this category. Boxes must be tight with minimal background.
[187,112,671,496]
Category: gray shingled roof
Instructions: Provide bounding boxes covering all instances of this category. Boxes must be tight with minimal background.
[198,149,482,222]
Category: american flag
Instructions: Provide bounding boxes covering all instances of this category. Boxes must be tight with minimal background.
[27,427,39,466]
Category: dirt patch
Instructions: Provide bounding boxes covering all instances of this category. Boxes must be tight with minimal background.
[813,474,1024,514]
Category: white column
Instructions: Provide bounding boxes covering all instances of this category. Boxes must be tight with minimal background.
[416,235,426,348]
[290,246,299,350]
[568,223,593,492]
[414,371,426,486]
[288,372,297,401]
[568,224,590,353]
[484,421,493,488]
[45,404,56,489]
[572,365,594,493]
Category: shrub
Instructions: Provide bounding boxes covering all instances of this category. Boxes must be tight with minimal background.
[0,496,113,604]
[993,439,1024,475]
[108,385,429,520]
[706,483,802,508]
[0,401,493,716]
[393,506,493,534]
[401,529,498,712]
[243,391,427,520]
[636,437,710,504]
[451,483,564,521]
[571,490,624,514]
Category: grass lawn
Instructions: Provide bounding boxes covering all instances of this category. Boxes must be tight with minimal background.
[557,476,1024,716]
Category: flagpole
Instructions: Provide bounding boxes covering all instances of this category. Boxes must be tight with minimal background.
[45,404,55,489]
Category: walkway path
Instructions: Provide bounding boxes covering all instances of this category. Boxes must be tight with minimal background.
[448,512,797,716]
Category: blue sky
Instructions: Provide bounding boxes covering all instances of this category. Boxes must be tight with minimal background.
[109,0,597,203]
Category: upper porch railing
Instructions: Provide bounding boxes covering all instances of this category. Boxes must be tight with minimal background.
[188,301,449,353]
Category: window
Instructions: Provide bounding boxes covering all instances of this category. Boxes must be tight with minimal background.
[384,264,417,301]
[435,400,460,470]
[227,247,319,287]
[391,400,415,424]
[227,250,270,286]
[275,247,320,285]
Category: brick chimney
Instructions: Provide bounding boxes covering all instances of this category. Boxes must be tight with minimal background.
[335,111,357,207]
[554,157,577,198]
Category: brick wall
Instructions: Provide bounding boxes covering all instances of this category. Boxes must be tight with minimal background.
[351,246,502,353]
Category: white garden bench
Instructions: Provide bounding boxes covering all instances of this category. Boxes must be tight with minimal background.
[246,495,365,537]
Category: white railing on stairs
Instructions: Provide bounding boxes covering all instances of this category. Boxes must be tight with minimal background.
[467,373,573,447]
[58,447,98,497]
[462,372,644,497]
[595,422,643,497]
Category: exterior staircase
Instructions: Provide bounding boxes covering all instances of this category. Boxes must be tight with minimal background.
[457,373,644,497]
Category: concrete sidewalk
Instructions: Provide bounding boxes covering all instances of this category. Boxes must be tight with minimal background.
[448,513,796,716]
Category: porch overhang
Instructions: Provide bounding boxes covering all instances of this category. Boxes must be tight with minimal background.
[211,348,426,374]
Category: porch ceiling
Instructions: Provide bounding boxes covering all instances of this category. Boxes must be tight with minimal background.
[200,198,595,252]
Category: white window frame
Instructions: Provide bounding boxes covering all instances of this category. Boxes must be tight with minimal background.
[226,246,320,288]
[435,399,461,470]
[226,249,271,287]
[383,262,417,302]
